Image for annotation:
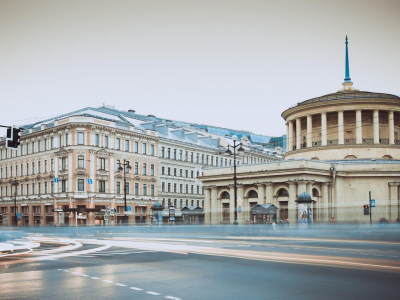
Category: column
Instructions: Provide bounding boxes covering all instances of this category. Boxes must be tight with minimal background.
[306,182,313,196]
[321,113,327,146]
[29,204,34,226]
[90,150,95,194]
[286,123,289,152]
[229,187,235,224]
[373,110,379,144]
[389,183,399,223]
[321,183,329,222]
[204,187,211,225]
[296,118,301,150]
[257,184,265,204]
[288,121,294,151]
[356,110,362,144]
[68,150,73,192]
[211,188,218,225]
[288,182,297,224]
[265,183,274,205]
[307,115,312,148]
[110,154,115,194]
[297,181,307,195]
[41,204,46,226]
[389,111,394,144]
[338,111,344,145]
[237,185,245,224]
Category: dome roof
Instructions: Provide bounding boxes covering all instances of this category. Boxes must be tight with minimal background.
[151,202,164,211]
[296,192,312,202]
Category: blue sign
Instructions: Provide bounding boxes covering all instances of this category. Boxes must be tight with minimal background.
[110,209,114,215]
[371,199,375,207]
[87,179,93,184]
[17,213,21,218]
[238,207,242,213]
[127,206,131,211]
[158,214,163,223]
[54,178,59,183]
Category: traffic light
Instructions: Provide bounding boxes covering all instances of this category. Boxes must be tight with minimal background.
[6,126,22,150]
[363,205,369,215]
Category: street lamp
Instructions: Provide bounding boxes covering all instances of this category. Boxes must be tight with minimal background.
[11,178,19,226]
[117,159,131,224]
[225,135,244,225]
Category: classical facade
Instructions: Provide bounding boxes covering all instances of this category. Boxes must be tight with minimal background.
[200,37,400,225]
[0,105,283,226]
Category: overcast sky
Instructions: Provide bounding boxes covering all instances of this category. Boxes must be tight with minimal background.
[0,0,399,138]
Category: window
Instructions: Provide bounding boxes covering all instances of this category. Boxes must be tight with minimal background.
[99,180,105,192]
[180,199,183,208]
[201,154,204,164]
[167,168,171,176]
[174,183,177,193]
[191,185,194,194]
[21,164,23,176]
[185,184,188,193]
[27,143,30,154]
[185,170,188,177]
[151,185,155,196]
[174,168,177,176]
[38,141,41,152]
[61,158,66,170]
[125,140,129,152]
[167,183,171,192]
[196,171,199,177]
[38,161,41,173]
[104,136,109,148]
[161,167,165,175]
[44,182,47,194]
[186,199,188,206]
[51,159,54,172]
[191,153,193,162]
[116,138,121,150]
[191,171,194,178]
[191,200,194,206]
[162,182,165,192]
[32,162,35,174]
[66,134,69,146]
[180,184,183,193]
[59,136,62,147]
[150,145,154,156]
[143,163,147,175]
[216,159,219,167]
[179,150,183,160]
[61,180,66,192]
[45,139,48,151]
[125,182,129,194]
[196,154,199,163]
[78,133,84,145]
[143,184,147,195]
[173,149,176,159]
[51,181,54,193]
[78,179,84,191]
[142,143,146,154]
[150,164,154,176]
[134,142,138,153]
[167,148,171,159]
[38,183,41,194]
[95,134,99,146]
[161,147,165,158]
[180,169,183,177]
[99,158,106,170]
[135,183,139,195]
[32,142,35,153]
[197,186,199,194]
[197,200,200,207]
[135,162,139,174]
[78,155,84,168]
[117,182,121,194]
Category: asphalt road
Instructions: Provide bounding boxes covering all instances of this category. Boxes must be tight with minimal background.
[1,226,400,300]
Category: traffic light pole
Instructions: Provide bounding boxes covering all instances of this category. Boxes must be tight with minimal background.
[369,191,372,225]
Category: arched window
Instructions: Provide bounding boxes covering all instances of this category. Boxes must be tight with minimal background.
[382,155,393,159]
[312,188,319,197]
[277,188,289,197]
[248,190,258,198]
[221,191,230,199]
[311,157,319,160]
[344,155,357,159]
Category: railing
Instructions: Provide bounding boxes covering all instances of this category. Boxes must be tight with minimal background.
[312,141,321,147]
[301,143,307,149]
[345,139,356,145]
[395,140,400,145]
[379,139,389,145]
[327,139,338,145]
[292,146,296,151]
[362,138,373,144]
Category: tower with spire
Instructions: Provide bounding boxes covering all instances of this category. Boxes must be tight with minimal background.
[340,35,358,91]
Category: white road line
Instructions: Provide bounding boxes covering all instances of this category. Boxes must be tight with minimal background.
[63,270,70,272]
[116,283,127,287]
[103,280,113,283]
[130,287,143,291]
[147,291,161,295]
[165,296,181,300]
[375,255,383,256]
[81,274,89,277]
[71,272,80,275]
[79,255,95,257]
[57,269,63,270]
[91,277,100,279]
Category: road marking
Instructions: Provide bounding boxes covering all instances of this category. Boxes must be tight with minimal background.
[130,287,143,291]
[375,255,383,257]
[91,277,100,279]
[103,280,113,283]
[81,274,89,277]
[116,283,127,287]
[71,272,80,275]
[165,296,181,300]
[390,256,399,258]
[57,269,63,270]
[63,270,70,272]
[147,291,161,295]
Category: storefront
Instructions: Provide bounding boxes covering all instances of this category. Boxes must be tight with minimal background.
[251,204,279,224]
[180,206,204,225]
[296,192,314,224]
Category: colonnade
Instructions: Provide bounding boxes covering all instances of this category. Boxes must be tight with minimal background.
[204,181,333,225]
[286,110,397,152]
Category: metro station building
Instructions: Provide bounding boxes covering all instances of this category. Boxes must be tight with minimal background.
[201,39,400,225]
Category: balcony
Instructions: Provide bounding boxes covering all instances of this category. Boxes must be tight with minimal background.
[327,139,338,145]
[312,141,321,147]
[362,138,373,144]
[344,139,356,145]
[379,139,389,145]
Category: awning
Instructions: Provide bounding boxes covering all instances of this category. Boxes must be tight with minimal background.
[251,204,279,215]
[180,206,204,216]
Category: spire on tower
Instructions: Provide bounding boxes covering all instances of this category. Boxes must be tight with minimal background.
[344,35,351,82]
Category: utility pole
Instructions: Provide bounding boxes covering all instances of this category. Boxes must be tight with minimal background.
[369,191,372,225]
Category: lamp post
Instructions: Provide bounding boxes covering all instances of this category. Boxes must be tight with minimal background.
[11,178,19,226]
[117,159,131,224]
[225,135,244,225]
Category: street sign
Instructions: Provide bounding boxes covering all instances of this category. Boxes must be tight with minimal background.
[237,196,242,206]
[100,209,108,212]
[87,179,93,184]
[127,206,131,211]
[110,208,114,215]
[124,211,133,215]
[238,207,242,213]
[371,199,375,207]
[53,208,63,212]
[17,213,21,218]
[169,207,175,221]
[54,178,59,183]
[104,214,109,220]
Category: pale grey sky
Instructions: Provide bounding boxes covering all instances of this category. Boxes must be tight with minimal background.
[0,0,399,137]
